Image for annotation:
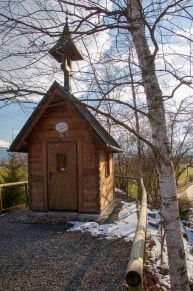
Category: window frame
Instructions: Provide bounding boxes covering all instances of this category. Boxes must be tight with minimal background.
[105,151,110,177]
[56,153,67,171]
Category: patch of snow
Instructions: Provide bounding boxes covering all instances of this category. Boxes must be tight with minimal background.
[146,231,170,288]
[68,200,193,288]
[147,208,193,288]
[183,238,193,279]
[185,227,193,246]
[115,188,127,196]
[69,201,138,240]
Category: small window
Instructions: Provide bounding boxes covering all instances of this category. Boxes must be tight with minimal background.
[105,151,110,177]
[57,153,67,171]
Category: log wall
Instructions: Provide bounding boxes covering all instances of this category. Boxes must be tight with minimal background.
[99,149,114,212]
[27,100,100,213]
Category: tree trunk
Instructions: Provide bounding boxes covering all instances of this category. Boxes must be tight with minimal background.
[127,1,190,290]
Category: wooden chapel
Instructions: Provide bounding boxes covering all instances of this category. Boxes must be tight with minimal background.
[10,20,122,214]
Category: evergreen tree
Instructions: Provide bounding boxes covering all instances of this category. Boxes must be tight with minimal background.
[2,153,27,208]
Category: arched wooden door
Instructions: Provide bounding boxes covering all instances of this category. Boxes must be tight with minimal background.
[47,142,77,211]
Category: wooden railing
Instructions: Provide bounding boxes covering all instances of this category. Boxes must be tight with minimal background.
[0,181,28,211]
[126,178,147,290]
[115,175,140,195]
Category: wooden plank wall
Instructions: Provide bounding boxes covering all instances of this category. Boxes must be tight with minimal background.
[27,100,100,213]
[82,141,100,213]
[99,149,114,212]
[28,143,44,210]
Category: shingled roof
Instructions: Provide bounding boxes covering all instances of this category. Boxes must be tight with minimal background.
[49,21,83,62]
[10,81,121,153]
[61,86,121,152]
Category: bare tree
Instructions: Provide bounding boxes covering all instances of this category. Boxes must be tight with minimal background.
[167,97,193,185]
[1,0,193,289]
[127,1,190,289]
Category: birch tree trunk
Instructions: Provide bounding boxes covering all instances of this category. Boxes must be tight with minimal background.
[127,1,190,290]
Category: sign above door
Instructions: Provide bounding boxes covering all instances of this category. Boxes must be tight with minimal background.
[55,122,68,133]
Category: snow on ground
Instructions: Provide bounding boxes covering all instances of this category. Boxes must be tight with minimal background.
[147,209,193,288]
[68,198,193,288]
[69,201,138,240]
[146,209,171,288]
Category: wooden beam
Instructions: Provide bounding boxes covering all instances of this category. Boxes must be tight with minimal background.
[126,178,147,290]
[115,175,140,180]
[0,181,28,188]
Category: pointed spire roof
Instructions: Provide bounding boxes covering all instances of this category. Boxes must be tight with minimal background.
[49,19,83,63]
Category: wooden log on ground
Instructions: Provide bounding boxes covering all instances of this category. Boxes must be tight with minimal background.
[126,178,147,290]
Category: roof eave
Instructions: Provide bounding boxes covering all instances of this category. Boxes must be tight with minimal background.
[105,144,123,152]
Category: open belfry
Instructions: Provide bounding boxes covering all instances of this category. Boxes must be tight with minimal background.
[10,19,121,214]
[49,18,84,92]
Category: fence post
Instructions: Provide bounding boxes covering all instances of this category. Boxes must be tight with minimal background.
[24,183,29,203]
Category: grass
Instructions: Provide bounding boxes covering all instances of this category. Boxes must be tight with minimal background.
[178,166,193,184]
[177,166,193,193]
[128,181,138,199]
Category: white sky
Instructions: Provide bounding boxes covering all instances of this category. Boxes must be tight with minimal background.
[1,1,193,144]
[0,140,10,147]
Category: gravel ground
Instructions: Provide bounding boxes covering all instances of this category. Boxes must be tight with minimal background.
[0,210,132,291]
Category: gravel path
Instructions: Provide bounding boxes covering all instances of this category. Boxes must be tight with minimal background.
[0,210,132,291]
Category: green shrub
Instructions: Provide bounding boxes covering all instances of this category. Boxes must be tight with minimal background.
[178,196,192,221]
[1,153,28,209]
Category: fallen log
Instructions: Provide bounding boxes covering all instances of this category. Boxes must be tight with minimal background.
[126,178,147,290]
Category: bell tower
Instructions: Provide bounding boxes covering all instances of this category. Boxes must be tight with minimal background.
[49,18,83,91]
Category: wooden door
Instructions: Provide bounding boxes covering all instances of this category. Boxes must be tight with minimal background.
[47,142,77,210]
